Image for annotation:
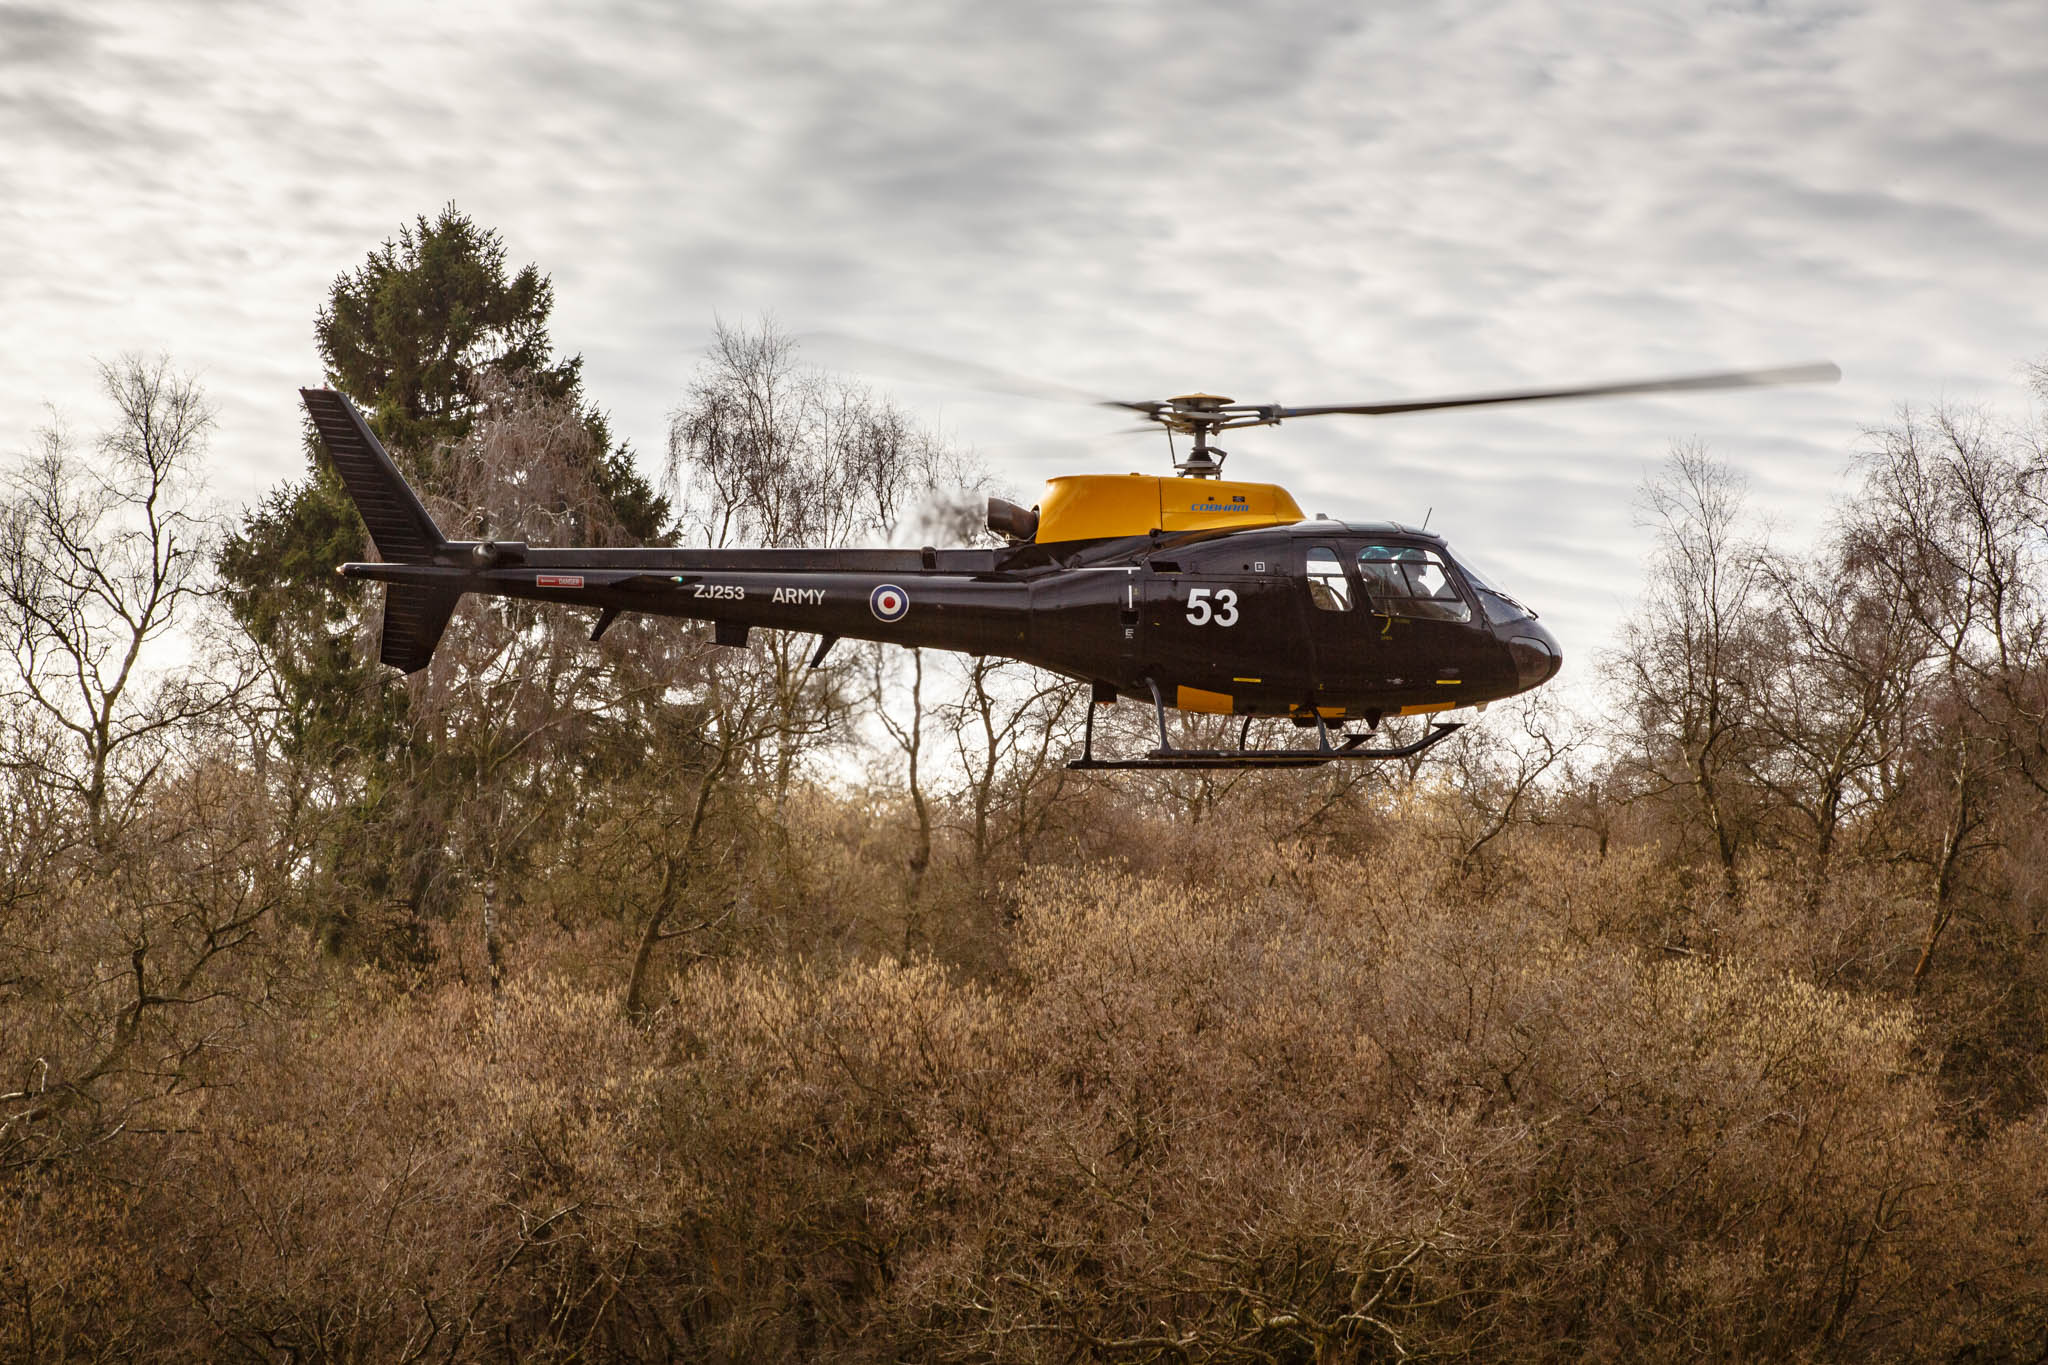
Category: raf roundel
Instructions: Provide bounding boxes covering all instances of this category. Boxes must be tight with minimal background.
[869,583,910,623]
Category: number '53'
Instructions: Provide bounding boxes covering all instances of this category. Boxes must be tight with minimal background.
[1184,587,1239,627]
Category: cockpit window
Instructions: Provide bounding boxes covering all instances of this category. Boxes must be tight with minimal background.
[1448,550,1537,624]
[1356,545,1472,622]
[1476,589,1531,625]
[1305,546,1351,611]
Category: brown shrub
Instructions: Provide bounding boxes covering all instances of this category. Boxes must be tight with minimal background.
[8,824,2048,1361]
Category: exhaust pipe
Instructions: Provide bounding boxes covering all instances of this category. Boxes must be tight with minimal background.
[987,497,1039,542]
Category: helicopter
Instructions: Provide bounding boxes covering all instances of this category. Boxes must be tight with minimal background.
[307,357,1838,770]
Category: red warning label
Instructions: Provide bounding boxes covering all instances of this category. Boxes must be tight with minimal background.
[536,575,585,589]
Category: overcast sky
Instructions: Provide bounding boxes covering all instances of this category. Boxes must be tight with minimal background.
[5,0,2045,684]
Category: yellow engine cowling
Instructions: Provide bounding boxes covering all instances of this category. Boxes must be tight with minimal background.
[1034,474,1306,543]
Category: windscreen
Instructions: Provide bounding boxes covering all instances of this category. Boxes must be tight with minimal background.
[1446,547,1536,625]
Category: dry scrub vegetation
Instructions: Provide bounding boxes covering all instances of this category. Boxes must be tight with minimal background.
[9,821,2048,1361]
[6,340,2048,1360]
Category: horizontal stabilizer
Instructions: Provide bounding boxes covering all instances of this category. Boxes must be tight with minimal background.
[301,388,447,564]
[379,584,461,673]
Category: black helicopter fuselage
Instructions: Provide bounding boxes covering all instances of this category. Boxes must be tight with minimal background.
[302,337,1844,763]
[341,520,1562,725]
[308,382,1562,758]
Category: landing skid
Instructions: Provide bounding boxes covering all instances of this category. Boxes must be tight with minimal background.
[1069,680,1463,771]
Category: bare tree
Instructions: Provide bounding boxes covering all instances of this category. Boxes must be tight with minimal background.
[1611,443,1767,896]
[0,360,305,1169]
[667,323,907,807]
[1838,404,2047,987]
[617,665,768,1020]
[0,356,242,850]
[1747,541,1928,872]
[1440,693,1583,876]
[413,377,691,989]
[666,321,994,840]
[868,644,936,922]
[942,656,1086,890]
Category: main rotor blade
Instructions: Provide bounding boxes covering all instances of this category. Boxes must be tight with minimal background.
[1273,361,1840,420]
[795,331,1111,407]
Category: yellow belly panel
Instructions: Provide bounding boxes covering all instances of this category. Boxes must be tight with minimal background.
[1176,686,1235,714]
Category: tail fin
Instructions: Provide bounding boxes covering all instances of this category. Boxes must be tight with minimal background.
[301,388,459,673]
[379,584,462,672]
[300,388,448,564]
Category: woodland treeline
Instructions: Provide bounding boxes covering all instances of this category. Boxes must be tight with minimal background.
[4,209,2048,1360]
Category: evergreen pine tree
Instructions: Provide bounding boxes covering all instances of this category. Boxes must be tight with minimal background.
[219,206,669,952]
[221,204,667,761]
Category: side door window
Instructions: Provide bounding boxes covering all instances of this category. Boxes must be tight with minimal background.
[1305,546,1352,611]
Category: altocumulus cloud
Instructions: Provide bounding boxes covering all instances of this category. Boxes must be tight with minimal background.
[1,0,2044,676]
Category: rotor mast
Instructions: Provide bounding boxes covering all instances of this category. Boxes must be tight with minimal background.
[1168,394,1230,477]
[1141,393,1289,478]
